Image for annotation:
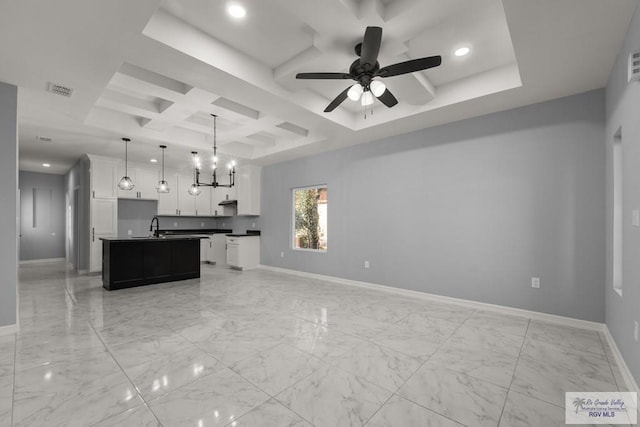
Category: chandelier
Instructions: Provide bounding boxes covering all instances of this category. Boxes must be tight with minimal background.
[188,114,235,196]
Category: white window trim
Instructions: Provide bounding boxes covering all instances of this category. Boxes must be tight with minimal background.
[291,184,327,253]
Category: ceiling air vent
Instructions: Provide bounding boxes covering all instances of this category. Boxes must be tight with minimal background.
[47,82,74,98]
[37,136,52,142]
[629,49,640,83]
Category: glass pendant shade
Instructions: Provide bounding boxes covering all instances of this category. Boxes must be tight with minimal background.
[347,83,363,101]
[157,180,169,193]
[361,91,374,106]
[118,137,135,190]
[370,80,386,97]
[118,176,134,190]
[188,183,201,196]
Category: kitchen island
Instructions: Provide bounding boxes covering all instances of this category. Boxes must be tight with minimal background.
[101,236,201,291]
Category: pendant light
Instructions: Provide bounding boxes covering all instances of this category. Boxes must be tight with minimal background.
[190,114,236,189]
[118,137,135,190]
[156,145,169,193]
[188,151,201,196]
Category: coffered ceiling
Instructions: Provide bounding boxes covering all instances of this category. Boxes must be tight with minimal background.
[0,0,636,175]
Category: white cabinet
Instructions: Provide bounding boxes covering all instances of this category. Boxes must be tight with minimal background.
[236,165,261,216]
[135,168,159,200]
[116,166,159,200]
[87,155,118,273]
[195,187,211,216]
[211,187,235,217]
[158,171,179,215]
[177,173,197,216]
[200,238,209,262]
[89,196,117,273]
[207,234,227,265]
[226,235,259,270]
[89,156,118,199]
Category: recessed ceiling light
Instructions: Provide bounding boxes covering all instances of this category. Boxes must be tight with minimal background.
[227,2,246,19]
[454,47,470,57]
[150,158,158,163]
[42,163,50,168]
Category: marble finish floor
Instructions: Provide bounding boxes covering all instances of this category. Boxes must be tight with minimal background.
[0,262,631,426]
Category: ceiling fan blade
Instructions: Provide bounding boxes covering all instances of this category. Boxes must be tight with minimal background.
[324,87,351,112]
[359,26,382,70]
[296,72,353,80]
[376,56,442,78]
[377,89,398,108]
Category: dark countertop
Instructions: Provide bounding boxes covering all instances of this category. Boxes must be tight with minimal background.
[100,236,204,242]
[157,228,232,235]
[226,230,261,237]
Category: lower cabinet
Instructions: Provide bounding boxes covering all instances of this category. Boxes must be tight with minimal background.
[226,236,259,270]
[102,238,200,290]
[208,234,227,265]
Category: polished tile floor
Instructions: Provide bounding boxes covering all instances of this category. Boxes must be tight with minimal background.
[0,261,630,427]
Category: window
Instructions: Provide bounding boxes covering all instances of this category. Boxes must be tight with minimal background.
[293,185,327,251]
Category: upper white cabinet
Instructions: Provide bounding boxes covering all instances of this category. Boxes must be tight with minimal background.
[177,173,197,216]
[211,187,235,217]
[116,165,159,200]
[236,165,261,216]
[195,186,211,216]
[89,156,118,199]
[157,171,179,215]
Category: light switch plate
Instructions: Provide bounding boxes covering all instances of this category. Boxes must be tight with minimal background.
[632,210,640,227]
[531,277,540,288]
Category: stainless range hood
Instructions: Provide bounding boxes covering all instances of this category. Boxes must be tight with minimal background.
[218,199,237,206]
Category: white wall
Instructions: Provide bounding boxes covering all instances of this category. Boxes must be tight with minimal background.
[605,1,640,385]
[261,90,606,322]
[0,81,18,328]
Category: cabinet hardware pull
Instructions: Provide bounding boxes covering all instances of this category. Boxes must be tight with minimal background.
[92,227,95,242]
[92,190,95,198]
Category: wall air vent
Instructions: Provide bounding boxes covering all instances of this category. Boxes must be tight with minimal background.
[36,136,52,142]
[629,49,640,83]
[47,82,74,98]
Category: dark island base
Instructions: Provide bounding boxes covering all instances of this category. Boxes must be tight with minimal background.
[102,238,200,291]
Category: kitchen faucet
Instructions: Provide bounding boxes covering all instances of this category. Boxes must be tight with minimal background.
[149,216,160,237]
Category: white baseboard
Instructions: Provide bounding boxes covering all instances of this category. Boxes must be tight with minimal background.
[259,264,640,396]
[19,257,65,265]
[602,327,640,395]
[258,265,604,331]
[0,324,17,336]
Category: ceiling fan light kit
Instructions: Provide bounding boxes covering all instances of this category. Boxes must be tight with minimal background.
[296,26,442,113]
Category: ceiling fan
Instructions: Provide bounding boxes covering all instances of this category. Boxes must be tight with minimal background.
[296,26,442,112]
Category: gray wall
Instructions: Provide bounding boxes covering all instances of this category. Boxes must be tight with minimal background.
[0,82,18,328]
[261,89,606,323]
[605,2,640,384]
[64,158,89,271]
[118,199,158,237]
[156,215,219,230]
[19,171,65,261]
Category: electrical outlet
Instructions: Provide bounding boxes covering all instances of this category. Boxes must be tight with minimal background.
[280,251,284,258]
[633,210,640,227]
[531,277,540,288]
[364,260,370,269]
[173,222,178,227]
[127,230,132,236]
[252,222,256,228]
[201,222,204,227]
[634,321,638,342]
[222,222,226,227]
